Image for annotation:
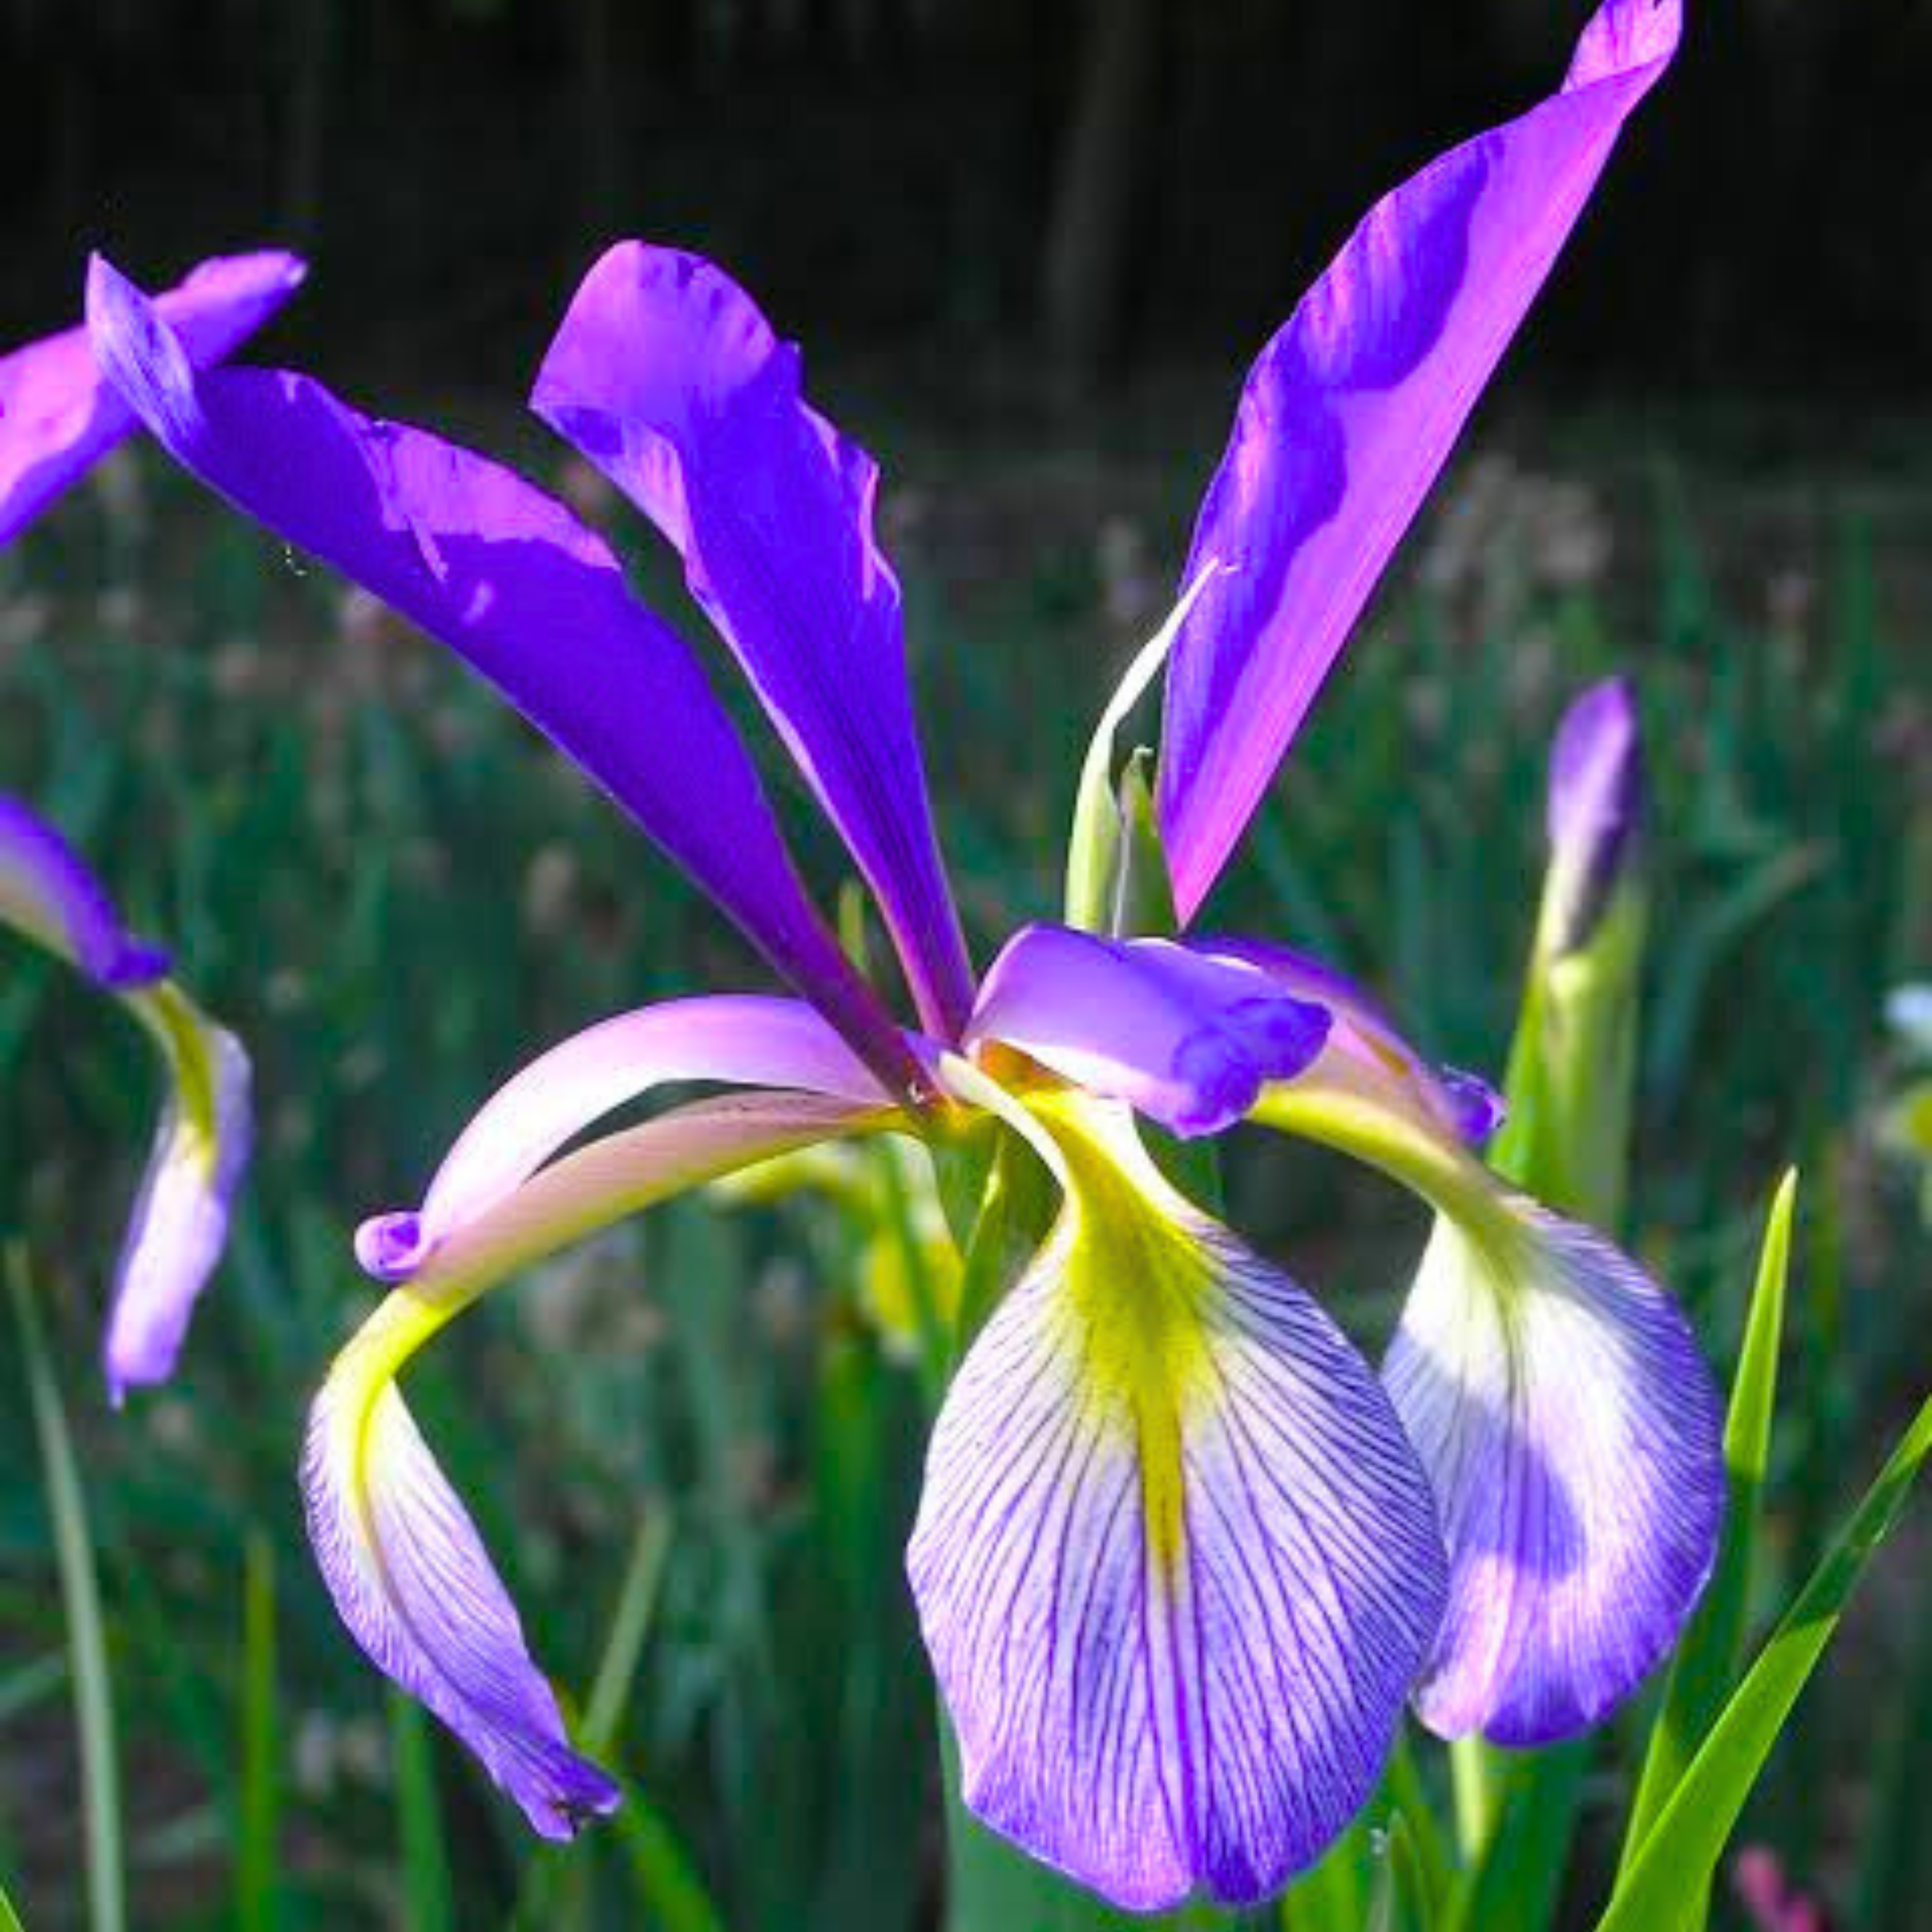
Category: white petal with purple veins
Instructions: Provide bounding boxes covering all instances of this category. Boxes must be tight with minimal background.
[909,1089,1444,1910]
[104,987,252,1401]
[1385,1198,1722,1745]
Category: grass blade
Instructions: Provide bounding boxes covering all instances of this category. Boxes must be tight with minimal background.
[0,1869,23,1932]
[388,1692,455,1932]
[7,1245,124,1932]
[582,1509,673,1757]
[511,1508,679,1930]
[237,1531,280,1932]
[1619,1170,1796,1891]
[1366,1814,1432,1932]
[608,1771,730,1932]
[1593,1386,1932,1932]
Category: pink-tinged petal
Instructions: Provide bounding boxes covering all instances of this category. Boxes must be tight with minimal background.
[355,992,892,1281]
[0,797,250,1397]
[0,792,169,988]
[84,256,916,1097]
[1158,0,1681,918]
[532,244,975,1041]
[307,1091,899,1836]
[1190,934,1503,1148]
[103,987,252,1401]
[1543,675,1645,955]
[1384,1198,1722,1744]
[0,251,304,545]
[965,925,1330,1139]
[908,1090,1444,1910]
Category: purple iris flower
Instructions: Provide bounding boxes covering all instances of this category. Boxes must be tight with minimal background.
[87,0,1717,1906]
[0,252,299,1394]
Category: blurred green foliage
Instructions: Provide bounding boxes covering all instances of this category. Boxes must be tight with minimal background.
[0,400,1926,1929]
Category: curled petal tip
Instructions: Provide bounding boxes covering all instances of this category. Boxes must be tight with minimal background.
[101,936,173,990]
[1437,1066,1506,1149]
[355,1211,429,1283]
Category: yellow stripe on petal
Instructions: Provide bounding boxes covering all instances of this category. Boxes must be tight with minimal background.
[1253,1021,1722,1744]
[303,1087,902,1838]
[914,1062,1444,1910]
[104,981,252,1398]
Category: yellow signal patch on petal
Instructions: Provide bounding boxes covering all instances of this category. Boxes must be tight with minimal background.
[1026,1091,1217,1574]
[914,1060,1445,1910]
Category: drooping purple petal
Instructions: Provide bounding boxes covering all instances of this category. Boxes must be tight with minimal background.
[306,1300,619,1840]
[1543,675,1646,955]
[0,792,169,987]
[1384,1196,1722,1744]
[104,988,252,1401]
[908,1092,1445,1910]
[0,796,251,1398]
[964,924,1330,1138]
[0,251,304,546]
[355,992,892,1281]
[1158,0,1681,919]
[84,256,915,1097]
[532,244,975,1041]
[308,1091,899,1836]
[1190,933,1503,1148]
[1245,985,1720,1745]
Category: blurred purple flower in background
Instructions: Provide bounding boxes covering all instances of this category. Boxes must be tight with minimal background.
[0,252,299,1394]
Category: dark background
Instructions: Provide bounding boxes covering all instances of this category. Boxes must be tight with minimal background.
[4,0,1929,406]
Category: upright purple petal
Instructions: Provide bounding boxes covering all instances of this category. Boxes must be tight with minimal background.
[532,244,975,1041]
[965,924,1330,1138]
[0,792,169,987]
[1384,1199,1722,1743]
[1158,0,1681,918]
[0,251,304,545]
[1544,674,1646,955]
[908,1089,1444,1909]
[85,255,915,1096]
[354,992,892,1281]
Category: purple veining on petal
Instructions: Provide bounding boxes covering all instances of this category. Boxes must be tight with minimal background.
[0,250,304,546]
[532,243,975,1041]
[908,1108,1445,1909]
[1544,674,1645,954]
[84,255,916,1097]
[305,1356,619,1838]
[966,924,1330,1139]
[0,792,171,989]
[1158,0,1681,919]
[1385,1198,1722,1744]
